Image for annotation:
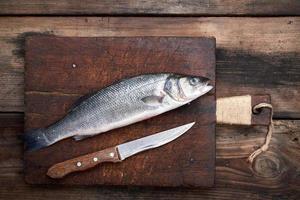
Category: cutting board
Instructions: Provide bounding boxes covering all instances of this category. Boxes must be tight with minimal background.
[24,36,216,187]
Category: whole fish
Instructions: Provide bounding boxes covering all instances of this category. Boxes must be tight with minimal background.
[24,73,212,151]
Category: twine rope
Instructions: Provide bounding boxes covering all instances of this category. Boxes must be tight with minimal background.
[247,103,273,163]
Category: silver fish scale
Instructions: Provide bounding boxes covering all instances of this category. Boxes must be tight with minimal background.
[82,77,165,130]
[47,74,172,141]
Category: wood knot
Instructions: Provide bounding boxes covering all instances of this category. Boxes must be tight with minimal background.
[251,152,283,178]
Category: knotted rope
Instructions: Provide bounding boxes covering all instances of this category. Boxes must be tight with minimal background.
[247,103,273,163]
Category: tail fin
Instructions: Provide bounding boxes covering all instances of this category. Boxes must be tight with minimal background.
[22,128,50,151]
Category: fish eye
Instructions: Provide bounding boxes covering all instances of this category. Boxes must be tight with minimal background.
[189,77,199,86]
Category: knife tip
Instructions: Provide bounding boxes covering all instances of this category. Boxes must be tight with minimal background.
[188,121,196,127]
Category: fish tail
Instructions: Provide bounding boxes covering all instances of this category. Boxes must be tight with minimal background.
[22,128,51,151]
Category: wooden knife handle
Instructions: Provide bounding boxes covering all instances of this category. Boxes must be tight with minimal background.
[47,147,121,179]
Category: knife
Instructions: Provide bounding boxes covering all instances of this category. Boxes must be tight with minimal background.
[47,122,195,179]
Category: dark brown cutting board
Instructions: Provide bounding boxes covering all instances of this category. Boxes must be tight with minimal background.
[24,36,216,187]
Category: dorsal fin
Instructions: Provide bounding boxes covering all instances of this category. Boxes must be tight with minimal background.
[68,91,98,112]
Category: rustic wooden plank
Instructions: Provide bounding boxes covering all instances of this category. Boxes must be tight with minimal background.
[0,114,299,199]
[0,17,299,118]
[0,0,299,16]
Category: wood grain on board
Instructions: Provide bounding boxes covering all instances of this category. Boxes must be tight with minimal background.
[0,17,299,119]
[24,36,216,186]
[0,0,299,16]
[1,114,299,199]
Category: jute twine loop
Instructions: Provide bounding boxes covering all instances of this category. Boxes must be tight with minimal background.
[247,103,273,163]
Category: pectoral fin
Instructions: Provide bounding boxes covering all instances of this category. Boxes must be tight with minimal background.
[141,95,165,107]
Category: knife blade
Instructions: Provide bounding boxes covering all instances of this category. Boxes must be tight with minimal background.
[47,122,195,179]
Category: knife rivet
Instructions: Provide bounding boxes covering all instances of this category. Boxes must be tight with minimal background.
[72,63,77,68]
[93,157,98,162]
[109,152,114,157]
[76,162,82,167]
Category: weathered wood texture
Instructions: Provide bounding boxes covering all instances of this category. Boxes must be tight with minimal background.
[24,37,216,186]
[0,0,299,16]
[0,17,299,118]
[0,114,299,199]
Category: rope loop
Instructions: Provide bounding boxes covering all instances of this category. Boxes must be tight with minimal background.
[247,103,273,163]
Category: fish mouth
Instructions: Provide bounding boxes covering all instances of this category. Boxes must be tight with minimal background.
[204,85,213,93]
[200,78,213,95]
[202,85,213,94]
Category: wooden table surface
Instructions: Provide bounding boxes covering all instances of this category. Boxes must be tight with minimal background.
[0,1,299,199]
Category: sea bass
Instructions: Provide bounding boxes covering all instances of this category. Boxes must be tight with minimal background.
[24,73,213,151]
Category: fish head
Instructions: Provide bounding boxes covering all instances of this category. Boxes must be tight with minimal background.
[164,74,213,102]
